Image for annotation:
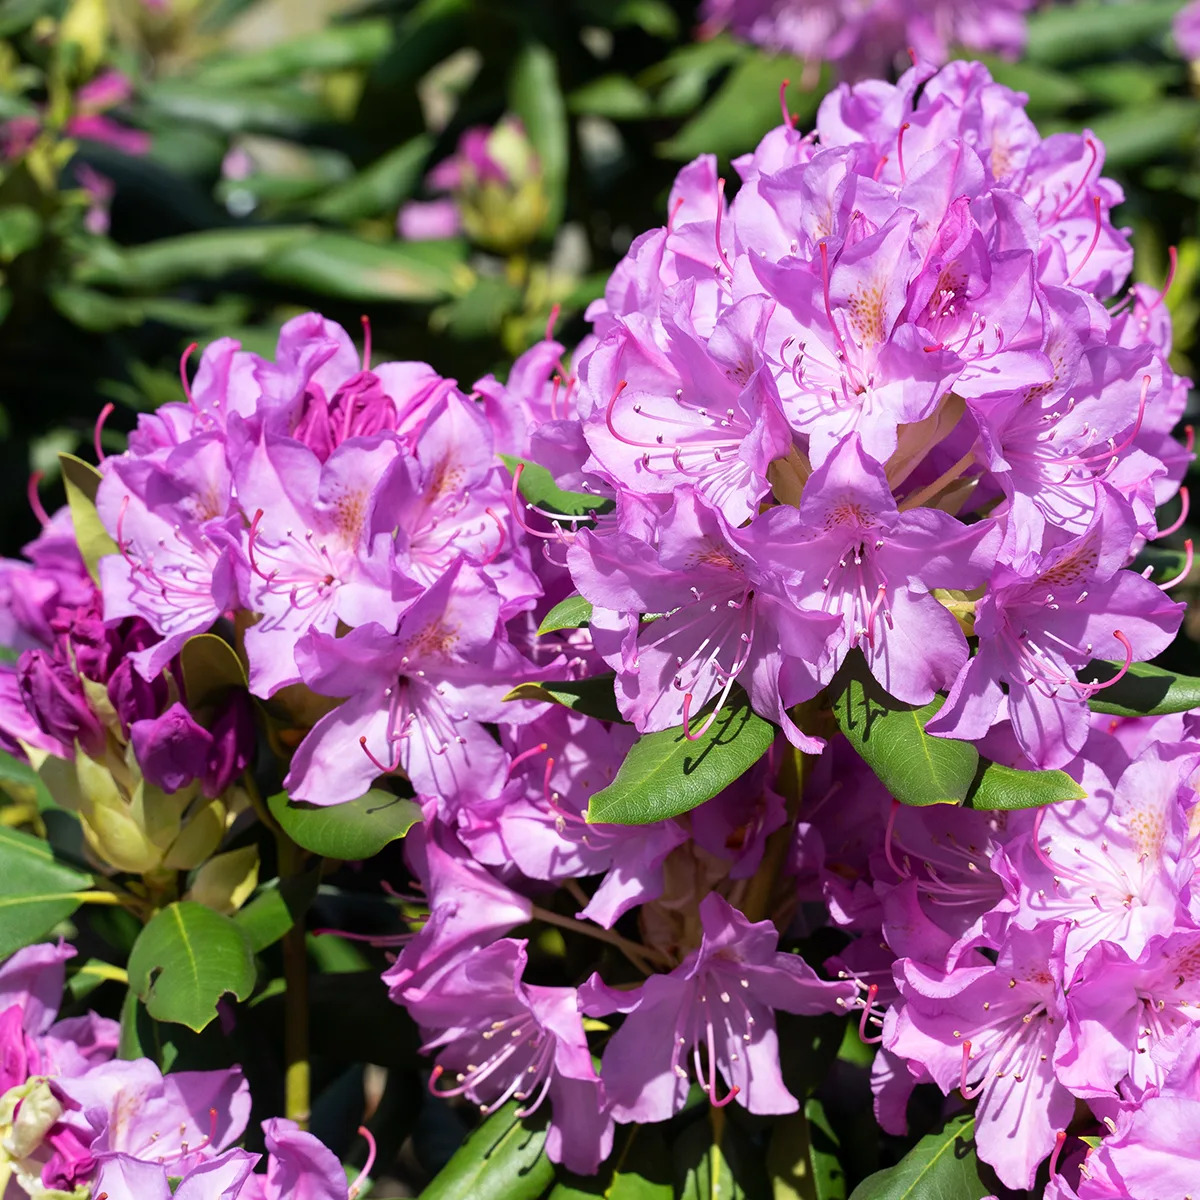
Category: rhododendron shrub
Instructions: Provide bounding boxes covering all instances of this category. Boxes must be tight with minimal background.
[0,56,1198,1200]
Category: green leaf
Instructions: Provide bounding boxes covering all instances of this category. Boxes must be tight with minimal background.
[974,59,1087,114]
[1084,659,1200,717]
[0,204,42,261]
[0,825,92,959]
[143,80,333,136]
[233,885,294,953]
[509,41,569,233]
[538,595,594,636]
[550,1125,673,1200]
[0,749,53,810]
[419,1102,552,1200]
[658,54,825,162]
[1089,100,1200,169]
[569,75,655,120]
[504,677,624,724]
[767,1101,845,1200]
[586,689,774,824]
[267,789,422,861]
[847,1114,989,1200]
[77,226,315,291]
[59,453,118,585]
[499,455,615,520]
[311,136,434,222]
[179,634,247,709]
[964,759,1085,811]
[830,654,978,807]
[641,36,745,119]
[127,901,256,1032]
[262,233,464,302]
[1024,0,1182,64]
[190,18,393,87]
[674,1114,768,1200]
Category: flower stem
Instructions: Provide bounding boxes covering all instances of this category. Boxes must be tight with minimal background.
[530,904,670,972]
[279,833,312,1129]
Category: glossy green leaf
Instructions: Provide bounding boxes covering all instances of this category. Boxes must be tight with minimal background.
[0,826,92,959]
[180,633,248,709]
[641,36,745,119]
[504,677,624,724]
[538,595,594,636]
[262,233,464,302]
[0,205,42,261]
[77,226,314,291]
[59,453,118,585]
[1091,100,1200,169]
[831,654,978,807]
[0,749,53,810]
[312,136,434,222]
[1084,659,1200,717]
[673,1114,768,1200]
[419,1102,552,1200]
[569,75,655,119]
[499,455,615,520]
[964,759,1085,811]
[127,901,256,1032]
[233,885,294,953]
[658,54,825,161]
[550,1125,673,1200]
[847,1114,989,1200]
[768,1101,845,1200]
[586,689,774,824]
[509,41,568,233]
[267,789,422,861]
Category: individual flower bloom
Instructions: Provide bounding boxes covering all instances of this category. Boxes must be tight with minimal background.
[927,494,1183,768]
[1177,0,1200,59]
[775,433,998,705]
[872,800,1028,966]
[1001,742,1200,974]
[455,710,688,929]
[96,439,240,680]
[887,923,1074,1190]
[409,939,613,1176]
[237,1118,352,1200]
[231,429,408,697]
[201,690,255,797]
[585,893,855,1122]
[580,292,794,525]
[368,393,539,617]
[382,823,533,1002]
[65,71,151,156]
[568,487,839,748]
[91,1147,259,1200]
[397,198,462,241]
[1056,932,1200,1104]
[56,1059,251,1180]
[286,559,541,805]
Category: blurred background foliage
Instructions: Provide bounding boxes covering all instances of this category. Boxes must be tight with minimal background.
[1,0,1198,561]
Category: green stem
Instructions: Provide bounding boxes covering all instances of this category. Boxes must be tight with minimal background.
[278,832,312,1129]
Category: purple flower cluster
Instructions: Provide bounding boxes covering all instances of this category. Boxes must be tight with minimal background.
[0,55,1195,1194]
[0,942,359,1200]
[700,0,1036,82]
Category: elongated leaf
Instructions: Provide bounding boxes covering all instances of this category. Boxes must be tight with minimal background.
[768,1102,845,1200]
[127,901,256,1032]
[1085,659,1200,717]
[1025,0,1181,64]
[965,760,1085,810]
[505,677,624,723]
[549,1125,673,1200]
[0,749,53,810]
[674,1114,768,1200]
[0,826,92,959]
[499,455,615,520]
[831,655,978,807]
[180,633,247,708]
[586,689,774,824]
[420,1102,552,1200]
[312,136,433,222]
[59,453,118,584]
[268,789,421,861]
[233,886,294,953]
[509,41,568,233]
[143,80,332,135]
[262,233,464,302]
[847,1114,989,1200]
[78,226,314,291]
[538,596,595,636]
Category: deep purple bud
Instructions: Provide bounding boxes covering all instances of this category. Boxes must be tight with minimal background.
[202,690,254,797]
[17,650,106,755]
[106,657,168,736]
[56,603,118,683]
[130,702,213,793]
